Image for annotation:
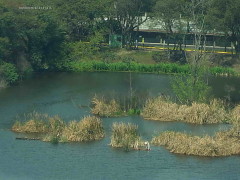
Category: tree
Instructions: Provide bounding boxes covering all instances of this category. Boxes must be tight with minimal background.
[171,0,212,104]
[0,0,65,71]
[153,0,191,51]
[110,0,155,47]
[53,0,109,41]
[206,0,240,55]
[153,0,183,34]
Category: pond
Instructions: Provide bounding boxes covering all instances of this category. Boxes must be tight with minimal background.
[0,72,239,180]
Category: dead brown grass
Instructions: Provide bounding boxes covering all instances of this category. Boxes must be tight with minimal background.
[152,131,240,157]
[12,112,104,143]
[12,112,50,133]
[142,97,229,124]
[110,122,143,150]
[222,105,240,137]
[91,96,121,117]
[141,96,180,121]
[59,116,105,142]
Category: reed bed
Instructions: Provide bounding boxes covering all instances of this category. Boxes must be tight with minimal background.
[12,112,50,133]
[141,97,229,124]
[231,105,240,122]
[91,96,122,117]
[110,122,142,150]
[91,95,142,117]
[12,112,104,143]
[223,105,240,137]
[141,96,180,121]
[59,116,104,142]
[152,131,240,157]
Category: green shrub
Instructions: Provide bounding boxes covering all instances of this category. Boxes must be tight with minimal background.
[210,66,236,76]
[152,51,169,63]
[171,74,211,104]
[101,52,120,63]
[0,62,19,84]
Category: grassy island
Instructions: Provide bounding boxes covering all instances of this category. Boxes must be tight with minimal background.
[151,106,240,156]
[91,95,141,117]
[12,112,104,143]
[110,122,143,151]
[141,97,230,124]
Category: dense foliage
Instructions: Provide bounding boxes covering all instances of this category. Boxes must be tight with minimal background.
[0,0,239,88]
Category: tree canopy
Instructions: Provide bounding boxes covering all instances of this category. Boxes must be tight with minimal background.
[0,0,239,83]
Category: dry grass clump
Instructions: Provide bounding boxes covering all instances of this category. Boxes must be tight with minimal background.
[12,112,104,143]
[42,116,66,142]
[152,131,240,156]
[59,116,104,142]
[48,116,66,134]
[179,99,228,124]
[91,96,121,117]
[110,122,142,150]
[221,105,240,137]
[142,97,228,124]
[12,112,50,133]
[141,96,180,121]
[231,105,240,122]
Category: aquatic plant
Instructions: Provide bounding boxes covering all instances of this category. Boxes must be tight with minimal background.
[59,116,105,142]
[179,99,229,124]
[110,122,142,151]
[142,97,229,124]
[12,112,50,133]
[91,96,122,117]
[152,131,240,157]
[225,105,240,137]
[42,116,66,143]
[12,112,104,143]
[91,95,142,117]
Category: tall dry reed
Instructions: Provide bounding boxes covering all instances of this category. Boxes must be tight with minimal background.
[223,105,240,137]
[110,122,142,150]
[142,97,229,124]
[12,112,105,143]
[12,112,50,133]
[152,131,240,156]
[91,96,121,117]
[59,116,104,142]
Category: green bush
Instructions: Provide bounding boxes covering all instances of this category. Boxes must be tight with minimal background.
[171,74,212,104]
[210,66,236,76]
[152,51,169,63]
[0,62,19,84]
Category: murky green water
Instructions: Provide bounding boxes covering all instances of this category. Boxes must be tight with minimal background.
[0,72,239,180]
